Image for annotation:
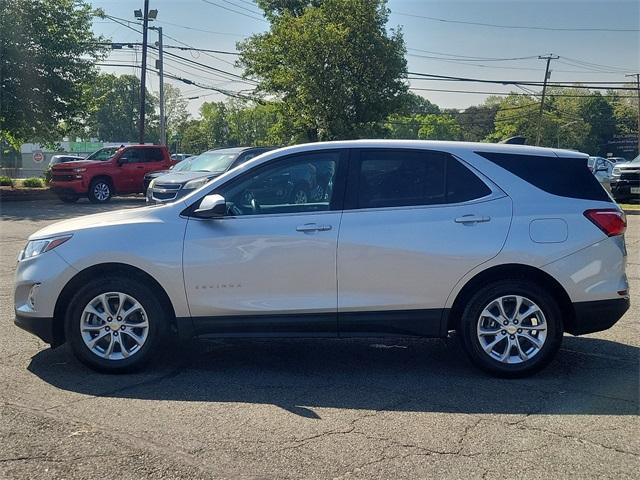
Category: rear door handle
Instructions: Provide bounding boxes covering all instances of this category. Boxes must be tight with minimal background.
[454,215,491,224]
[296,223,332,232]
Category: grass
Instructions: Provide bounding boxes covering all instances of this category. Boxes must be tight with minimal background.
[620,203,640,211]
[0,178,47,189]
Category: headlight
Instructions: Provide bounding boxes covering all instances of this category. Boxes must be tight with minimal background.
[612,167,621,177]
[183,177,211,190]
[20,235,72,260]
[72,167,86,173]
[148,178,157,189]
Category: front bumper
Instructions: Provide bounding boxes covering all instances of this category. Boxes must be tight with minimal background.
[15,313,58,346]
[50,179,86,195]
[567,297,630,335]
[610,179,640,200]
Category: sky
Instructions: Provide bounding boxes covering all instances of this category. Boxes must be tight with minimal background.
[89,0,640,116]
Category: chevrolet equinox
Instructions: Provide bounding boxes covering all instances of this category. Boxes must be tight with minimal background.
[15,141,630,377]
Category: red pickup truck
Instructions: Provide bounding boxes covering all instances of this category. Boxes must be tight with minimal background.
[50,145,175,203]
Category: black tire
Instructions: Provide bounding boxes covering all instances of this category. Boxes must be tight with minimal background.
[58,194,79,203]
[64,276,168,373]
[88,178,112,203]
[458,279,563,378]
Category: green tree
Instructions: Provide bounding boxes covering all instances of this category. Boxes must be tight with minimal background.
[179,120,209,154]
[240,0,407,141]
[448,104,498,142]
[0,0,106,147]
[200,101,230,147]
[85,74,158,143]
[226,101,284,146]
[164,84,190,145]
[417,114,462,140]
[397,92,440,116]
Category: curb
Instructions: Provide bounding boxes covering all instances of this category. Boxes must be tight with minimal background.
[0,188,56,202]
[623,209,640,216]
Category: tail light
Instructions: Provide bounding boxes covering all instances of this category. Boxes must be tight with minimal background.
[584,209,626,237]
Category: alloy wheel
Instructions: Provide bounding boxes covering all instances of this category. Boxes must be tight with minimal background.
[93,182,110,201]
[80,292,149,360]
[476,295,547,364]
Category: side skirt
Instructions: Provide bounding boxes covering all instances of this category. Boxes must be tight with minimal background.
[175,309,450,339]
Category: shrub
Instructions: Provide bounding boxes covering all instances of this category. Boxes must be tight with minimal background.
[0,176,14,187]
[0,176,14,186]
[22,177,45,188]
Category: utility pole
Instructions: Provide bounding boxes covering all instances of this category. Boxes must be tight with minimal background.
[536,54,559,146]
[138,0,150,144]
[150,26,165,145]
[626,73,640,155]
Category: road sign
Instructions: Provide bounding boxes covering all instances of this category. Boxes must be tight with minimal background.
[32,150,44,163]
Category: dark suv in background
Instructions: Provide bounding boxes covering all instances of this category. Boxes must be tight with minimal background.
[146,146,274,203]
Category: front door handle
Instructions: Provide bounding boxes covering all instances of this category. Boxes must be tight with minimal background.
[296,223,332,232]
[454,215,491,224]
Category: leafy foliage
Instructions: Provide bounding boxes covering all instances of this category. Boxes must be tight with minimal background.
[0,176,13,186]
[240,0,407,141]
[0,0,106,147]
[22,177,44,188]
[84,74,158,143]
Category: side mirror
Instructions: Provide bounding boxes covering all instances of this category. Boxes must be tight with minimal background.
[595,165,608,173]
[117,157,128,166]
[193,194,226,218]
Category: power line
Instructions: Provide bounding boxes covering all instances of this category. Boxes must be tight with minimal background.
[219,0,263,16]
[163,50,258,84]
[165,45,239,55]
[154,20,245,37]
[97,63,260,102]
[393,11,639,32]
[408,87,614,98]
[407,72,638,90]
[200,0,267,22]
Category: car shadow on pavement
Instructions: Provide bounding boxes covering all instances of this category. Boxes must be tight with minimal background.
[0,197,146,222]
[27,335,638,417]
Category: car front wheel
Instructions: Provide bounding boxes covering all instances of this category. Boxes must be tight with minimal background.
[65,277,167,372]
[88,179,112,203]
[458,279,563,378]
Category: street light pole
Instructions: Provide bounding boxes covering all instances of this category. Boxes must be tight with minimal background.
[536,54,559,146]
[150,26,165,145]
[138,0,150,144]
[626,73,640,156]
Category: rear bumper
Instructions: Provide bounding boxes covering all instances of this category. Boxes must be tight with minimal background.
[15,313,58,346]
[567,297,630,335]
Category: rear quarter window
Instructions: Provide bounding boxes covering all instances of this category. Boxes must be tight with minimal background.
[476,151,611,202]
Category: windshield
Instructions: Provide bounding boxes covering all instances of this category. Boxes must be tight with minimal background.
[85,146,120,161]
[631,155,640,164]
[173,151,238,172]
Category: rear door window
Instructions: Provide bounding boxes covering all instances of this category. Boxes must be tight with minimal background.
[145,148,165,163]
[354,149,491,209]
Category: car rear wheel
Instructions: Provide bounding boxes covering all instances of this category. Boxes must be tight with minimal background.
[88,179,112,203]
[458,279,563,378]
[65,277,168,372]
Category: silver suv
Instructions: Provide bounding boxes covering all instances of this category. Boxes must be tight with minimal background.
[14,141,629,377]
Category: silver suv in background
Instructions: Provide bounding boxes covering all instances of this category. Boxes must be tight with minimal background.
[147,147,274,203]
[610,154,640,202]
[15,141,629,378]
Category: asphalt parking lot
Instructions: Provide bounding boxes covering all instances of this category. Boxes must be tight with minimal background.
[1,198,638,479]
